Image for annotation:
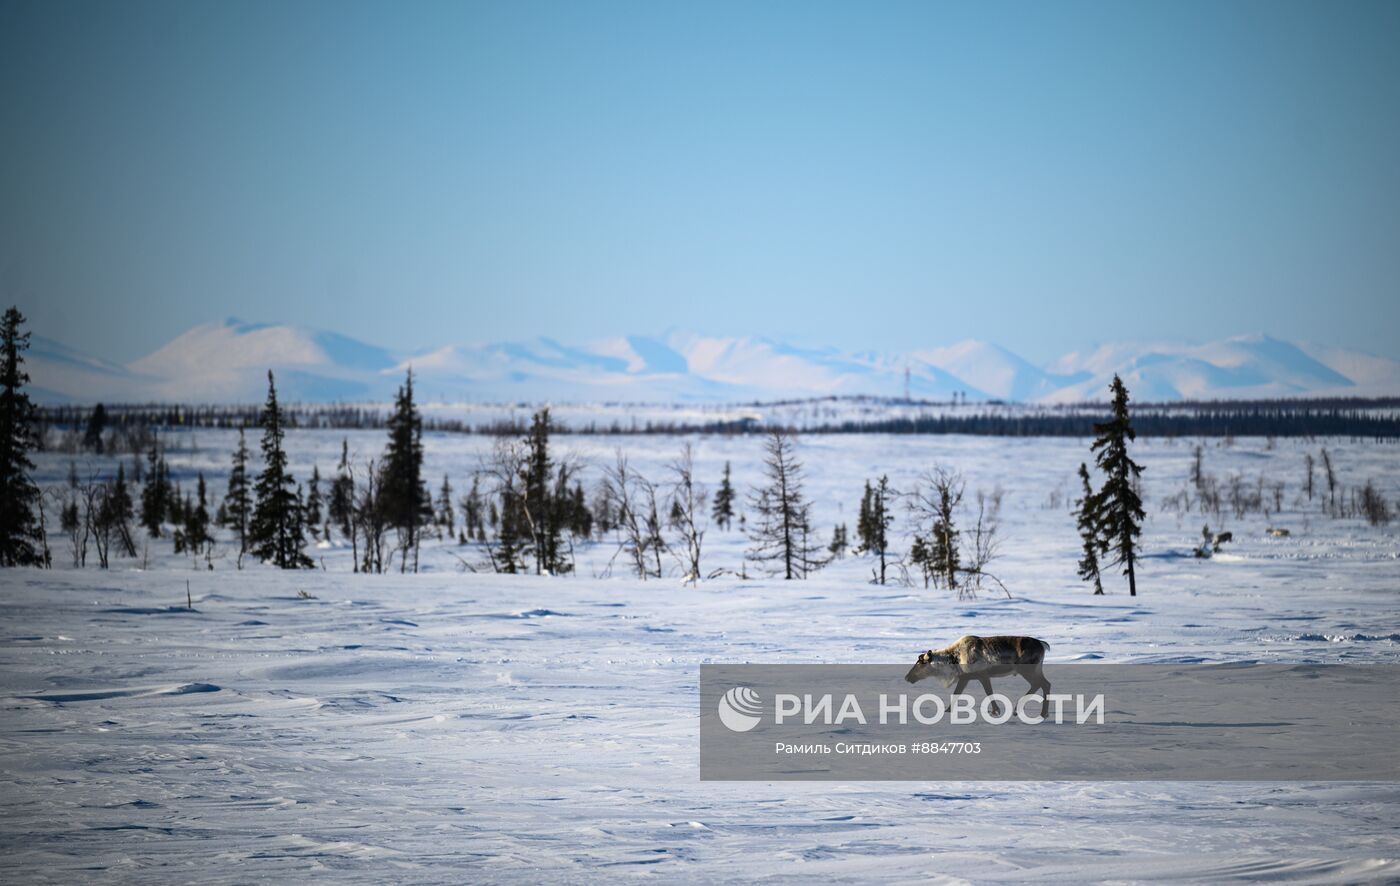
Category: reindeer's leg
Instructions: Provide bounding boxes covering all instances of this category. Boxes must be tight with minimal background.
[1015,666,1038,713]
[952,675,969,698]
[1014,665,1051,719]
[975,674,999,717]
[1017,666,1041,692]
[951,675,972,714]
[1034,667,1051,719]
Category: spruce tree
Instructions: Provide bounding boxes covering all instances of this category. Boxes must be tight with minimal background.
[746,430,824,579]
[907,467,965,592]
[1074,462,1104,595]
[711,462,735,530]
[83,403,107,453]
[249,371,312,569]
[930,479,960,591]
[910,534,932,587]
[61,495,81,565]
[828,523,848,560]
[521,408,567,574]
[329,438,355,541]
[860,476,893,583]
[494,480,526,574]
[856,480,873,552]
[305,466,323,539]
[224,428,252,562]
[105,462,137,558]
[184,472,211,558]
[0,307,44,566]
[1087,375,1144,595]
[174,493,193,553]
[381,370,428,572]
[293,482,309,562]
[165,476,184,529]
[461,475,483,541]
[569,482,592,538]
[140,441,167,537]
[435,474,454,539]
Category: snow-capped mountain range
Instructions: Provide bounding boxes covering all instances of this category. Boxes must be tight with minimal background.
[26,318,1400,405]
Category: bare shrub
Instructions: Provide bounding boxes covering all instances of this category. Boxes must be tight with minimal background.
[1358,480,1392,527]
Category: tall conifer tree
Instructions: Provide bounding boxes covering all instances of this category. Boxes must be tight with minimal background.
[521,408,567,574]
[435,474,454,539]
[83,403,107,453]
[140,441,167,538]
[329,439,354,539]
[224,429,252,563]
[105,462,137,558]
[0,307,44,566]
[305,466,323,539]
[711,462,735,531]
[381,370,428,572]
[1087,375,1144,595]
[856,480,874,551]
[1074,462,1105,595]
[746,430,824,580]
[249,371,312,569]
[859,476,893,583]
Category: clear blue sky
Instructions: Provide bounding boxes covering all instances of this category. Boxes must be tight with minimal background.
[3,0,1398,364]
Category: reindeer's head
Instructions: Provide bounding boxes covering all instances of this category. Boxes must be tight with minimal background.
[905,649,956,685]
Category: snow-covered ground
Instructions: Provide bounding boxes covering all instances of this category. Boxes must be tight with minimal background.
[3,432,1399,881]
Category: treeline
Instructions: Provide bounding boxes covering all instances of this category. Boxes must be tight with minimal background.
[34,399,1400,441]
[826,406,1400,439]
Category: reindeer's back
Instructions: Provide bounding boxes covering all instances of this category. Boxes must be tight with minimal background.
[947,634,1048,666]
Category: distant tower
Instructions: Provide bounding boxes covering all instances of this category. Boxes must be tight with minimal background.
[903,364,911,402]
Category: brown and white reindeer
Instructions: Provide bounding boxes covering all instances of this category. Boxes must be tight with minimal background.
[904,635,1052,718]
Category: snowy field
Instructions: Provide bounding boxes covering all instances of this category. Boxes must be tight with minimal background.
[4,431,1400,882]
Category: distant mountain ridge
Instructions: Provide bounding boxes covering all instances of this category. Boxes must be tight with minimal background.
[25,318,1400,405]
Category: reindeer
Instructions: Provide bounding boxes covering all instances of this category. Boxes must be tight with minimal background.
[905,635,1052,718]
